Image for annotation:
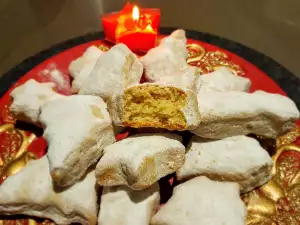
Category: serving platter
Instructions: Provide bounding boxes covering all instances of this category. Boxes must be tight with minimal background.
[0,28,299,225]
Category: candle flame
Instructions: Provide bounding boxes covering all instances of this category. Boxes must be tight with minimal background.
[132,5,140,22]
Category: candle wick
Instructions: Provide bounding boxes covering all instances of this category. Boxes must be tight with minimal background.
[132,5,140,25]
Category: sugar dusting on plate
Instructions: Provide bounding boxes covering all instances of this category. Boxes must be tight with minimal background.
[40,64,66,87]
[43,68,65,87]
[38,63,71,95]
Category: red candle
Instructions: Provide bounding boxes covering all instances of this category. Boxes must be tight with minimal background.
[101,3,160,52]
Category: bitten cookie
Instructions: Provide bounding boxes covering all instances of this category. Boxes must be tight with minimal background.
[109,83,200,131]
[95,133,185,190]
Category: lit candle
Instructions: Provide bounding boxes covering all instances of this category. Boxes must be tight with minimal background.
[132,6,139,23]
[101,3,160,52]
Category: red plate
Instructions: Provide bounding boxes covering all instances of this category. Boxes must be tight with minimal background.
[0,37,299,225]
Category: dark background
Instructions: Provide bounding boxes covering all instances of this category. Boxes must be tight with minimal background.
[1,0,300,78]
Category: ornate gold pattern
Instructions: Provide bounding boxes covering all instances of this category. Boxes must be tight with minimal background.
[243,125,300,225]
[0,219,54,225]
[276,126,300,148]
[0,219,27,225]
[98,44,110,52]
[186,43,245,75]
[28,219,55,225]
[0,124,36,183]
[186,43,206,64]
[1,105,16,124]
[0,124,38,224]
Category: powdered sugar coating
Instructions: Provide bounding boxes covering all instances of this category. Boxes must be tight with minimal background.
[156,66,199,91]
[141,29,188,82]
[196,67,251,93]
[177,135,273,193]
[151,176,247,225]
[0,156,98,225]
[69,46,104,90]
[98,184,160,225]
[95,133,185,190]
[39,95,115,187]
[79,44,143,101]
[193,90,300,139]
[10,79,62,124]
